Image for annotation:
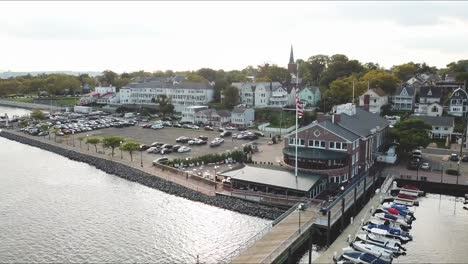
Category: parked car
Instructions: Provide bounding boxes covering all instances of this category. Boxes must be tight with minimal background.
[160,148,173,155]
[254,131,265,137]
[411,149,422,159]
[198,135,208,141]
[151,142,164,147]
[139,144,151,151]
[172,145,182,151]
[182,124,192,129]
[217,127,225,132]
[462,155,468,162]
[153,157,169,165]
[407,159,419,170]
[237,127,247,131]
[220,131,232,138]
[178,146,191,153]
[176,136,190,143]
[420,162,430,170]
[450,153,460,161]
[204,126,214,131]
[225,126,236,130]
[151,124,164,129]
[147,147,160,153]
[173,123,182,128]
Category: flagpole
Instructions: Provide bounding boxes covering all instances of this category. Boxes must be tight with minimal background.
[295,63,299,177]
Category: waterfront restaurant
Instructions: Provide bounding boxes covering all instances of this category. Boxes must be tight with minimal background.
[220,165,326,200]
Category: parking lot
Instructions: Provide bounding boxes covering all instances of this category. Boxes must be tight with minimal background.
[86,125,266,161]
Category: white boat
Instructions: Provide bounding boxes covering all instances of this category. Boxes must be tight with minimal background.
[367,217,410,232]
[362,224,412,243]
[374,212,412,226]
[347,241,394,262]
[356,233,405,254]
[340,249,390,264]
[381,202,415,214]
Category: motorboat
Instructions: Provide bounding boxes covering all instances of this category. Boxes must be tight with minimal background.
[373,213,412,227]
[397,193,417,200]
[401,185,425,195]
[383,197,419,206]
[367,217,411,232]
[356,233,405,254]
[362,224,412,243]
[381,202,415,214]
[340,249,390,264]
[376,207,416,221]
[347,241,394,261]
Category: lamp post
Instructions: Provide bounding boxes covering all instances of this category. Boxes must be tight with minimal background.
[457,160,460,184]
[120,141,123,159]
[86,134,89,151]
[140,150,143,167]
[72,130,75,147]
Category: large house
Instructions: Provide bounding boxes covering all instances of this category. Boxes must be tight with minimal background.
[79,85,118,106]
[233,82,291,108]
[181,105,208,124]
[391,85,415,111]
[231,107,255,128]
[359,88,389,114]
[448,87,468,117]
[299,87,321,107]
[195,109,231,127]
[283,103,390,187]
[119,80,214,112]
[416,86,443,115]
[410,115,455,139]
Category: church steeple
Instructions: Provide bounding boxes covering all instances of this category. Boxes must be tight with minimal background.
[289,45,294,64]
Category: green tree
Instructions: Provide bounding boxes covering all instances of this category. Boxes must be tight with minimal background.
[30,109,46,120]
[446,60,468,73]
[392,63,418,81]
[456,72,468,84]
[196,68,217,82]
[99,70,118,86]
[222,85,240,109]
[304,55,329,85]
[391,119,432,153]
[320,54,363,87]
[154,94,174,116]
[185,73,209,83]
[102,136,125,157]
[77,136,85,148]
[267,65,291,85]
[119,141,140,161]
[361,70,401,95]
[322,76,367,108]
[213,78,228,102]
[86,137,101,153]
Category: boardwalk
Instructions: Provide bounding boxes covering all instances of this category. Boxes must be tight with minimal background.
[315,176,394,263]
[232,207,318,264]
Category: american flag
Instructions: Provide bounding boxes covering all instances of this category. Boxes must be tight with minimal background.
[295,87,304,117]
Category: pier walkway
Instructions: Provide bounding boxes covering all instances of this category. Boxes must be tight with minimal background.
[230,202,320,264]
[315,175,394,263]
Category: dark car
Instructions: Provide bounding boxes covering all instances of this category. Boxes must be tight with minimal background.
[173,123,182,128]
[217,127,225,132]
[220,131,232,138]
[139,144,151,151]
[204,126,214,131]
[182,124,192,129]
[450,153,460,161]
[142,124,152,128]
[162,117,173,121]
[407,160,420,170]
[160,148,173,155]
[462,155,468,162]
[237,127,247,131]
[198,135,208,141]
[172,145,182,151]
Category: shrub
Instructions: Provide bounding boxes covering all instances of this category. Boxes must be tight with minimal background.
[445,169,460,176]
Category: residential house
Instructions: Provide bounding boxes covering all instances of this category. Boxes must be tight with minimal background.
[359,88,389,114]
[283,103,390,187]
[231,107,255,128]
[195,109,231,127]
[448,87,468,117]
[181,105,208,124]
[410,115,455,139]
[391,85,414,111]
[233,82,286,108]
[299,86,321,107]
[416,86,443,114]
[269,86,289,107]
[424,102,444,117]
[78,92,100,105]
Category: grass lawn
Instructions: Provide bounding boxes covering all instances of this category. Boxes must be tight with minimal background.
[6,98,34,103]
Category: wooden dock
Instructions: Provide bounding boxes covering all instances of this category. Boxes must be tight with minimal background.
[232,207,318,264]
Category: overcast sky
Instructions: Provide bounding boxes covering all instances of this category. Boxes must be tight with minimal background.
[1,1,468,73]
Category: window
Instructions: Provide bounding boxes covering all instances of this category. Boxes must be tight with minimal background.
[335,142,341,149]
[374,99,377,103]
[329,142,335,149]
[321,141,326,148]
[431,106,438,112]
[342,143,348,150]
[444,127,448,131]
[435,127,439,130]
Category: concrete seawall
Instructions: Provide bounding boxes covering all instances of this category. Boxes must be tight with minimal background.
[0,130,285,220]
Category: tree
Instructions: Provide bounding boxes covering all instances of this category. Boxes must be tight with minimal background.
[380,103,394,117]
[322,76,367,108]
[213,78,228,103]
[154,94,174,116]
[196,68,217,82]
[77,136,85,148]
[30,109,46,120]
[391,119,432,153]
[446,60,468,73]
[99,70,118,86]
[456,72,468,84]
[267,65,291,85]
[392,63,418,81]
[119,141,140,161]
[222,85,240,109]
[86,137,101,153]
[361,70,401,95]
[304,55,329,85]
[320,54,363,87]
[103,136,125,157]
[185,73,209,83]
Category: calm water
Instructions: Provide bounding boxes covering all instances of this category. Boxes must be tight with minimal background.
[298,193,468,263]
[0,107,269,263]
[0,105,31,117]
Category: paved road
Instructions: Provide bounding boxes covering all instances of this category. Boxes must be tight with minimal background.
[423,147,468,156]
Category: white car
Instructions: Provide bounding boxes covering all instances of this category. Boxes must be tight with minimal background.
[178,146,191,153]
[225,126,236,130]
[151,124,164,129]
[213,137,224,143]
[146,147,158,153]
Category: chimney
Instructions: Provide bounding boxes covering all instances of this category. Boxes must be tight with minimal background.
[364,94,370,112]
[332,114,341,124]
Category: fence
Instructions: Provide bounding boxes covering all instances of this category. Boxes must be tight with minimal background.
[231,190,308,207]
[257,122,296,134]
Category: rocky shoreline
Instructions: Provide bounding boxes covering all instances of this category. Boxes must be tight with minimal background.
[0,131,286,220]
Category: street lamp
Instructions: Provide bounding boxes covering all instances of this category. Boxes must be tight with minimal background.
[86,134,89,151]
[298,203,305,233]
[120,141,123,159]
[140,150,143,167]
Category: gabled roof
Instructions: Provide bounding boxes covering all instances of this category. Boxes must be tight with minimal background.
[232,107,252,114]
[409,115,455,127]
[217,110,231,117]
[338,107,390,137]
[450,87,468,100]
[286,119,360,142]
[420,86,442,98]
[394,85,414,97]
[372,88,387,97]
